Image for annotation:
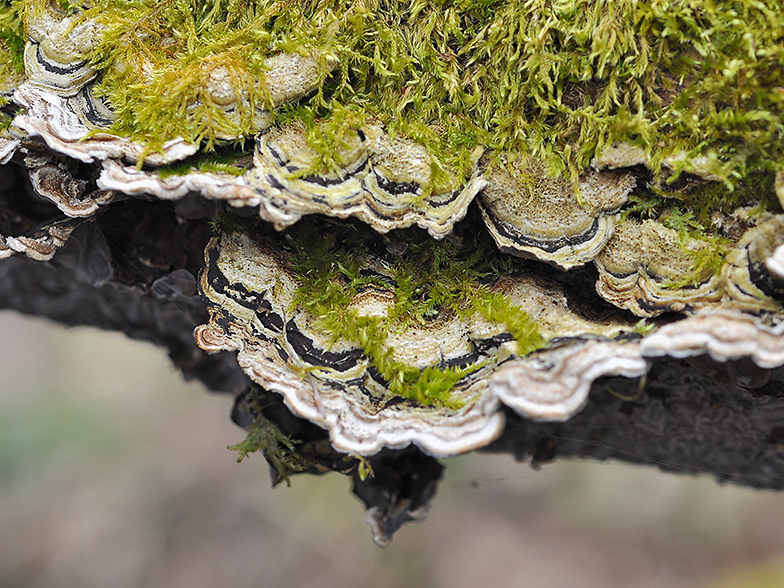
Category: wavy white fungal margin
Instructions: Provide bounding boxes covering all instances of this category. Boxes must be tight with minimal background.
[640,310,784,369]
[0,137,20,164]
[98,159,256,203]
[0,236,16,259]
[248,122,487,238]
[490,338,648,421]
[99,123,488,237]
[767,244,784,280]
[13,85,198,165]
[194,309,507,457]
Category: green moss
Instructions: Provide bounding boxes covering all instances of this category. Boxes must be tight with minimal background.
[11,0,783,185]
[155,142,253,178]
[275,216,544,408]
[0,3,24,75]
[0,1,25,128]
[228,413,309,485]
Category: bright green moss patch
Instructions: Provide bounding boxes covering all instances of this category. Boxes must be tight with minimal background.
[13,0,784,184]
[86,0,282,150]
[0,1,25,127]
[277,216,544,408]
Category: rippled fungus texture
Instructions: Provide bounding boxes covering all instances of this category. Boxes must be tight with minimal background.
[2,0,784,544]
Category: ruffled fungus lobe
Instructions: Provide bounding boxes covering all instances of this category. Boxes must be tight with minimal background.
[98,122,486,237]
[594,219,726,317]
[194,219,647,455]
[29,160,114,217]
[3,217,86,261]
[479,158,635,269]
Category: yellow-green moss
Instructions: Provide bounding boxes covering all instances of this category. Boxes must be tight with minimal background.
[280,216,544,408]
[13,0,784,185]
[0,2,24,74]
[0,1,25,128]
[228,411,309,485]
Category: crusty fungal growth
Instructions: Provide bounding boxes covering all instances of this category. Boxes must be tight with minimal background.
[3,0,784,545]
[98,122,487,238]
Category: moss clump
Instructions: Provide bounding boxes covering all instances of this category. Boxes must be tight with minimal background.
[228,414,309,485]
[155,142,254,178]
[13,0,784,185]
[622,170,780,287]
[0,1,25,128]
[277,216,543,408]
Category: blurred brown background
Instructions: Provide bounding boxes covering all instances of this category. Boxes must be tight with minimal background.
[2,309,784,588]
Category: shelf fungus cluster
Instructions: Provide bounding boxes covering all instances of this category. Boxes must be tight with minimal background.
[3,0,784,543]
[97,121,488,238]
[194,221,649,455]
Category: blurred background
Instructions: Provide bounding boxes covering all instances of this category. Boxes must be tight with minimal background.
[2,309,784,588]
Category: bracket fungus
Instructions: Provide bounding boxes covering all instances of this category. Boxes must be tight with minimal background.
[194,219,644,456]
[479,158,636,269]
[3,0,784,544]
[97,122,487,238]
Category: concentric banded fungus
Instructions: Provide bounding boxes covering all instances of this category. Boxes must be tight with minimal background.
[194,220,641,456]
[98,122,487,238]
[247,122,486,237]
[11,7,157,162]
[14,82,199,165]
[478,158,635,269]
[194,230,503,455]
[23,9,100,98]
[594,219,725,317]
[13,5,330,164]
[4,0,784,545]
[724,216,784,310]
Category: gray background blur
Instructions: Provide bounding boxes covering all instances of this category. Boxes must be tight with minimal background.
[2,309,784,588]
